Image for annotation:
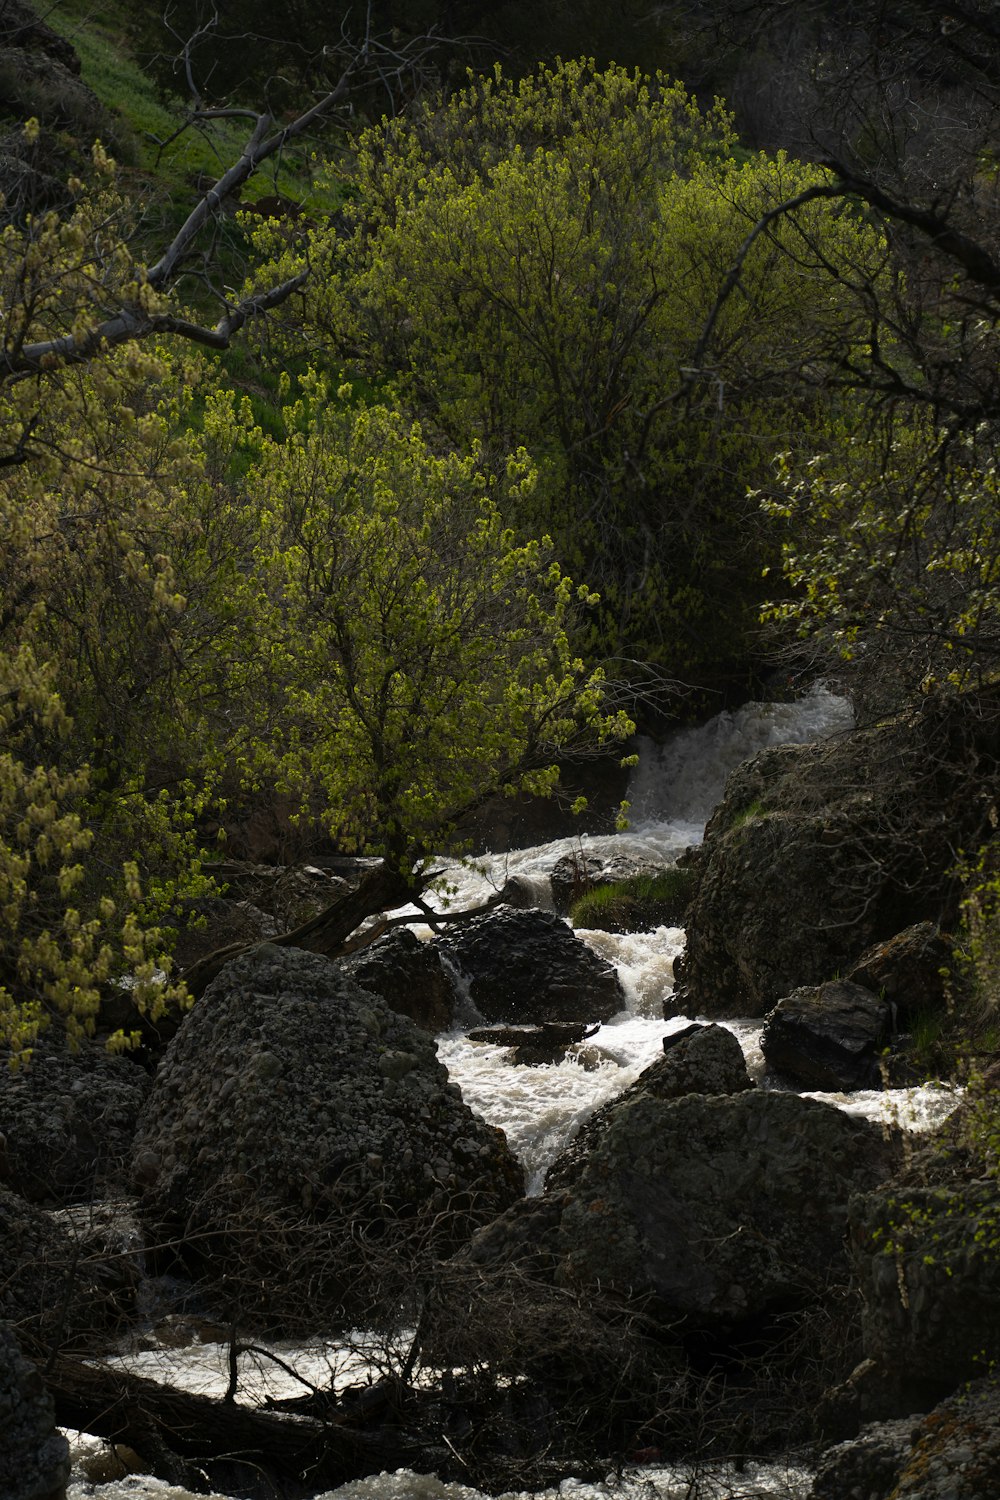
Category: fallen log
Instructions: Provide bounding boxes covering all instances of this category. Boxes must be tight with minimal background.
[48,1353,440,1490]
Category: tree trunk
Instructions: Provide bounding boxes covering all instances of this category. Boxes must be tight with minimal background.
[181,860,418,997]
[48,1353,437,1490]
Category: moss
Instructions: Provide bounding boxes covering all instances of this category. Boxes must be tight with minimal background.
[569,868,694,933]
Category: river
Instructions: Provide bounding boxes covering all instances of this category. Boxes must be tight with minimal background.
[64,685,958,1500]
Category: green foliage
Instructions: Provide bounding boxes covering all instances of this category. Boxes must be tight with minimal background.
[569,867,695,932]
[220,381,634,867]
[261,60,885,677]
[761,416,1000,691]
[0,129,634,1050]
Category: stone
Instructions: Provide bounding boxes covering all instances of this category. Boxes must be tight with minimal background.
[340,927,457,1032]
[849,1177,1000,1411]
[0,1322,70,1500]
[847,921,950,1024]
[132,944,524,1330]
[550,1090,896,1326]
[545,1023,753,1192]
[760,980,894,1091]
[674,689,1000,1018]
[0,1042,149,1205]
[549,851,667,915]
[0,1187,128,1353]
[437,907,624,1025]
[812,1383,1000,1500]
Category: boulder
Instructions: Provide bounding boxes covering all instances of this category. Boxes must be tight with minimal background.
[437,908,624,1025]
[545,1023,753,1192]
[466,1021,599,1065]
[340,927,457,1032]
[674,689,1000,1018]
[760,981,894,1091]
[849,1177,1000,1411]
[549,851,666,915]
[0,1322,70,1500]
[550,1091,896,1327]
[132,944,524,1330]
[846,921,950,1023]
[0,1043,149,1205]
[812,1383,1000,1500]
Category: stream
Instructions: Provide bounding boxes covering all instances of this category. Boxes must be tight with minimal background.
[65,685,960,1500]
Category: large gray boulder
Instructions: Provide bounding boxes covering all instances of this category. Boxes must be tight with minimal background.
[464,1090,895,1333]
[437,907,624,1024]
[760,981,894,1091]
[132,944,524,1330]
[545,1023,753,1193]
[551,1091,896,1326]
[0,1322,69,1500]
[674,689,1000,1018]
[0,1043,149,1204]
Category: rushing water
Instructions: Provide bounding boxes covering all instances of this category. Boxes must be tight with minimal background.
[64,685,958,1500]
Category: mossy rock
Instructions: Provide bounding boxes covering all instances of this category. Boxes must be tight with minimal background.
[569,868,695,933]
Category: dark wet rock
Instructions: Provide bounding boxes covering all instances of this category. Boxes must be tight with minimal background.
[674,690,1000,1018]
[0,1321,70,1500]
[849,1177,1000,1411]
[545,1024,753,1193]
[0,1187,129,1353]
[812,1382,1000,1500]
[132,944,524,1330]
[760,980,894,1091]
[340,927,457,1032]
[0,1043,149,1205]
[549,851,666,915]
[466,1021,599,1065]
[437,907,624,1025]
[846,922,950,1024]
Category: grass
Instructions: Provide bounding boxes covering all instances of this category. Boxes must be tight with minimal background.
[43,0,343,209]
[569,868,695,933]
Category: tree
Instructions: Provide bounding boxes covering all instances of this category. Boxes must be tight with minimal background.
[218,382,634,870]
[0,105,631,1052]
[256,60,886,684]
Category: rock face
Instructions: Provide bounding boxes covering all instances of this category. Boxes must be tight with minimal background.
[132,945,524,1330]
[812,1383,1000,1500]
[340,927,457,1032]
[760,981,894,1091]
[545,1023,753,1192]
[675,691,1000,1017]
[0,1044,149,1205]
[849,1178,1000,1410]
[0,1322,70,1500]
[437,907,624,1024]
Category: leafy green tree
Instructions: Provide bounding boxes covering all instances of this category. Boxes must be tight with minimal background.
[0,125,630,1053]
[220,381,634,869]
[260,60,885,682]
